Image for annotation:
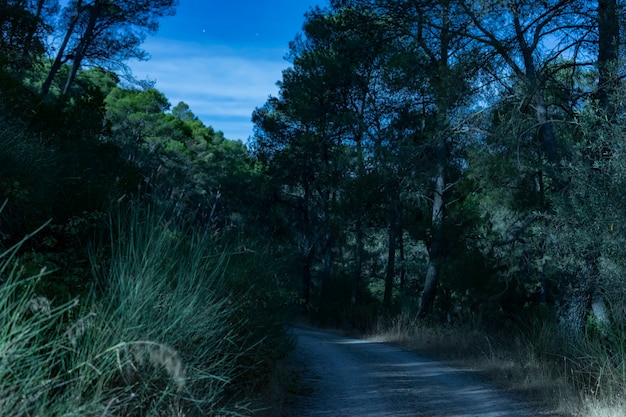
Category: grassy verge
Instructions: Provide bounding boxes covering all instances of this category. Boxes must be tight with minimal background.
[369,312,626,417]
[0,204,292,416]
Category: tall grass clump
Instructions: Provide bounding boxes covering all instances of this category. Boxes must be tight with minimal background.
[562,303,626,415]
[80,204,292,415]
[0,203,293,416]
[0,218,79,417]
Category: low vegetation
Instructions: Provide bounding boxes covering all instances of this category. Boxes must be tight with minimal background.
[0,205,292,416]
[371,312,626,417]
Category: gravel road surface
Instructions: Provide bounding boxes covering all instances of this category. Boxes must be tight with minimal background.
[286,327,557,417]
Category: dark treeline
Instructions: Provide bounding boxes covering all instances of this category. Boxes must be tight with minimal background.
[253,0,626,336]
[250,2,626,408]
[3,0,626,414]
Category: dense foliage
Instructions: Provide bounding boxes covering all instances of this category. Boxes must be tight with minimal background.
[0,1,291,415]
[250,0,626,404]
[250,0,625,330]
[3,0,626,413]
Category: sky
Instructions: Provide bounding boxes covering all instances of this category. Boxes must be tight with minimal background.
[127,0,329,142]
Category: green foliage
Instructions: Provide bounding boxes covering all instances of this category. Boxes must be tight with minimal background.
[6,0,626,410]
[0,0,296,413]
[105,87,258,227]
[0,0,48,72]
[40,0,177,96]
[0,205,292,416]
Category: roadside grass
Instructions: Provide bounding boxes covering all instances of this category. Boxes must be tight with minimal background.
[369,312,626,417]
[0,204,292,416]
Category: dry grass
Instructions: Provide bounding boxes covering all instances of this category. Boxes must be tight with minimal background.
[368,312,626,417]
[568,398,626,417]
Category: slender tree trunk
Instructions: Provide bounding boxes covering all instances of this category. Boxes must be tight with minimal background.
[418,139,446,318]
[41,26,73,96]
[509,6,561,166]
[533,93,559,165]
[351,216,363,304]
[62,47,84,95]
[301,168,313,309]
[353,133,365,298]
[417,0,449,319]
[319,170,336,315]
[62,0,101,95]
[399,226,406,291]
[41,0,82,97]
[514,11,560,166]
[383,214,397,312]
[302,247,314,310]
[319,230,335,313]
[597,0,619,117]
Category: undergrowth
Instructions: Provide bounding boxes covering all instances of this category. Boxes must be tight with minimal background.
[0,203,292,416]
[370,310,626,417]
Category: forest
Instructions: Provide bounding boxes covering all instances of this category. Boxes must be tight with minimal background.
[1,0,626,416]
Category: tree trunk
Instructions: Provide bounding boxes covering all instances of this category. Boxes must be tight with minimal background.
[351,216,363,304]
[383,215,397,312]
[62,46,85,95]
[302,247,314,310]
[399,226,406,291]
[513,7,560,166]
[533,93,559,165]
[353,131,365,299]
[418,139,446,318]
[41,22,74,95]
[300,166,314,309]
[558,253,602,340]
[417,0,450,319]
[62,0,101,95]
[319,230,335,313]
[41,0,82,97]
[558,278,592,341]
[597,0,619,116]
[559,286,591,340]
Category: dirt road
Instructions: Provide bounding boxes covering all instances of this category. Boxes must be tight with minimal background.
[285,327,557,417]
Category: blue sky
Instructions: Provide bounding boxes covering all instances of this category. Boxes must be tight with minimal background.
[128,0,329,142]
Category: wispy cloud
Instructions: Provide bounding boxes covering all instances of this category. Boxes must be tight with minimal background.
[128,39,290,142]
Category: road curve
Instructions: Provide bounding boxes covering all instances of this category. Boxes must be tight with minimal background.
[286,327,556,417]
